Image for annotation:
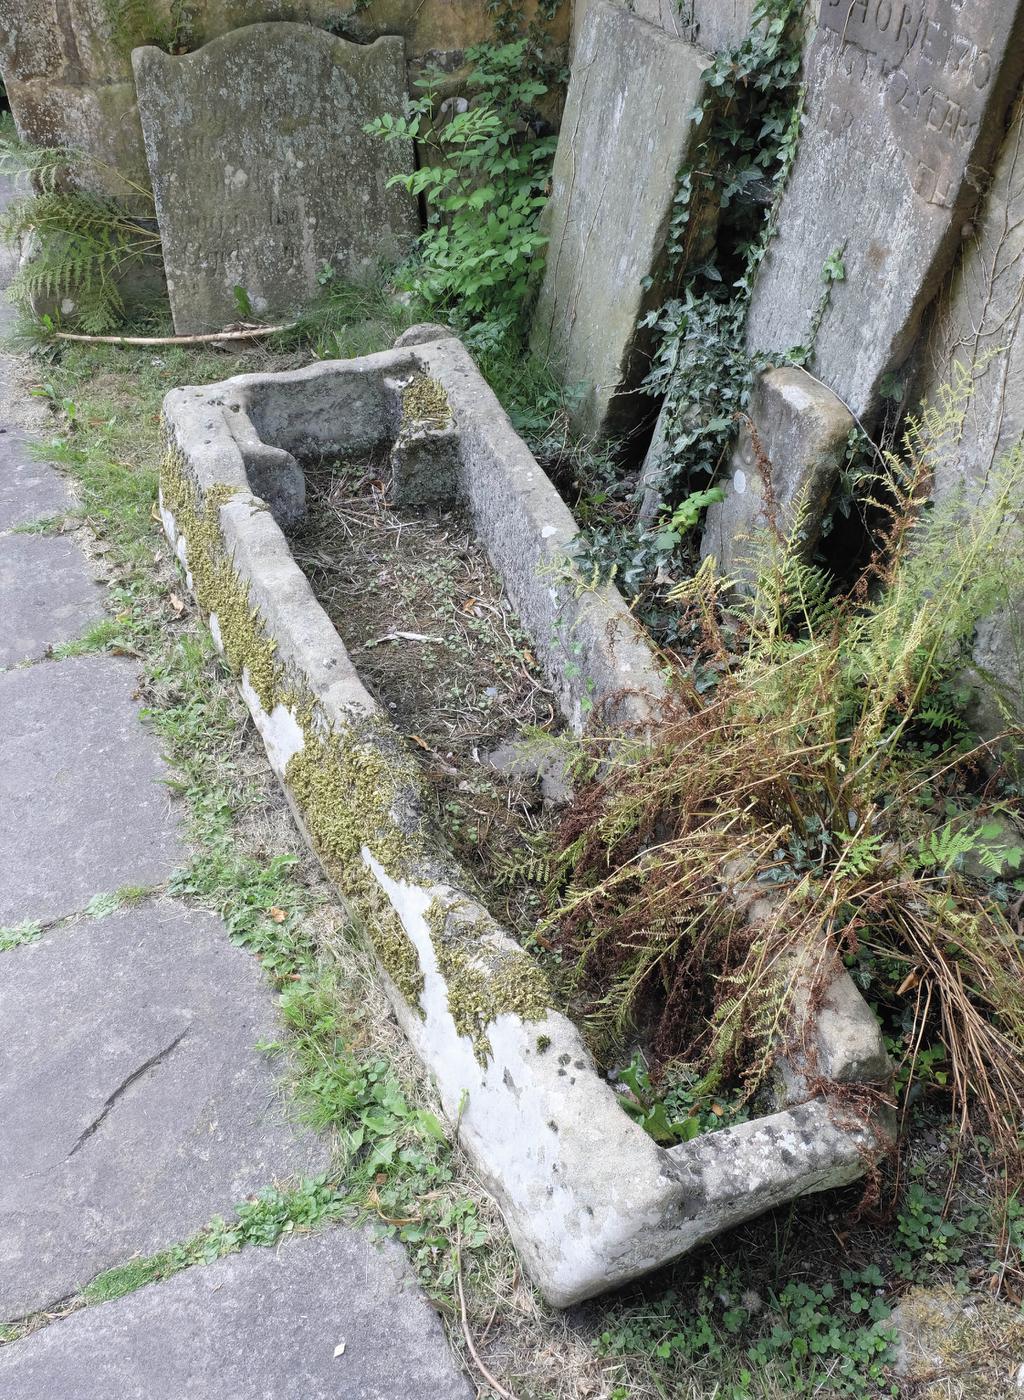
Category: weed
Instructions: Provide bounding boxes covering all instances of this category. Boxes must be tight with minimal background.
[10,515,64,536]
[0,921,43,953]
[82,886,149,919]
[597,1263,896,1397]
[52,617,125,659]
[366,41,556,337]
[546,389,1024,1196]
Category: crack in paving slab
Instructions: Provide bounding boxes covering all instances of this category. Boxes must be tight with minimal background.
[0,902,329,1318]
[66,1025,191,1161]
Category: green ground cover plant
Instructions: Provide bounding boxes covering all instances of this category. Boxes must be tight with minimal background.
[366,40,557,342]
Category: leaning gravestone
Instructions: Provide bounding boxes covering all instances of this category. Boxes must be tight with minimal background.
[745,0,1024,421]
[572,0,755,57]
[530,0,709,438]
[133,23,418,334]
[917,96,1024,739]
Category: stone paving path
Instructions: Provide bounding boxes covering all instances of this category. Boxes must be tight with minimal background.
[0,191,471,1397]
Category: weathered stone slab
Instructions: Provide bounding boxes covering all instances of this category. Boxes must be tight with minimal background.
[0,901,329,1318]
[531,1,708,437]
[0,655,184,925]
[0,1227,471,1398]
[700,366,854,583]
[0,533,103,667]
[745,0,1024,420]
[132,23,418,333]
[573,0,755,56]
[0,435,71,529]
[917,96,1024,740]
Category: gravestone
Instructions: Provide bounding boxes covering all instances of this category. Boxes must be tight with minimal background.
[572,0,755,57]
[530,0,709,438]
[918,96,1024,739]
[133,23,418,334]
[744,0,1024,421]
[700,366,853,585]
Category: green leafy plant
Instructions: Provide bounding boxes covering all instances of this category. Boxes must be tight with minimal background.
[366,41,556,335]
[575,0,805,625]
[597,1263,895,1397]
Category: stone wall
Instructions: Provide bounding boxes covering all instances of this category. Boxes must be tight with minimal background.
[0,0,569,201]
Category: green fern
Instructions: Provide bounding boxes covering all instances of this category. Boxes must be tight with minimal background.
[0,130,162,333]
[1,190,161,332]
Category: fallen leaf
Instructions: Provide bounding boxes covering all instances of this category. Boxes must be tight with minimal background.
[461,596,478,612]
[269,906,287,923]
[896,969,920,996]
[410,734,430,751]
[169,591,186,616]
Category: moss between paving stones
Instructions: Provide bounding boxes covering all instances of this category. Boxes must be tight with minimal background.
[160,447,554,1060]
[425,897,551,1063]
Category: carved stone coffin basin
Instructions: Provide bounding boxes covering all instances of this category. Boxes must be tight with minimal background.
[159,330,890,1306]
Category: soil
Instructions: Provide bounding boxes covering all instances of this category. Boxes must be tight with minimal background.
[286,453,564,938]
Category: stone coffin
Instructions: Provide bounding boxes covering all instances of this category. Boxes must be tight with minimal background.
[159,331,890,1306]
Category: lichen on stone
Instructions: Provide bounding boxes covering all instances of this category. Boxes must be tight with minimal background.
[425,897,553,1063]
[402,375,451,429]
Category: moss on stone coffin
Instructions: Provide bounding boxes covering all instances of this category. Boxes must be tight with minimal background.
[425,897,551,1063]
[401,375,451,429]
[284,720,428,1009]
[159,449,555,1057]
[159,455,279,710]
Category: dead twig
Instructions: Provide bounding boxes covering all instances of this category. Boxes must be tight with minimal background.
[53,321,295,347]
[456,1240,520,1400]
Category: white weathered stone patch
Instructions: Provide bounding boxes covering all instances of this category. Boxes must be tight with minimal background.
[239,672,305,777]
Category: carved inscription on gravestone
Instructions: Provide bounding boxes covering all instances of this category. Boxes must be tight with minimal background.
[133,23,417,334]
[745,0,1024,420]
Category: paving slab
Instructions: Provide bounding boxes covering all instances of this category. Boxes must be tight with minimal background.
[0,531,104,666]
[0,432,70,530]
[0,901,331,1318]
[0,1227,472,1399]
[0,654,185,925]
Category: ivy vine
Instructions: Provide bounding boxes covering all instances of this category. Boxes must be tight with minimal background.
[577,0,807,633]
